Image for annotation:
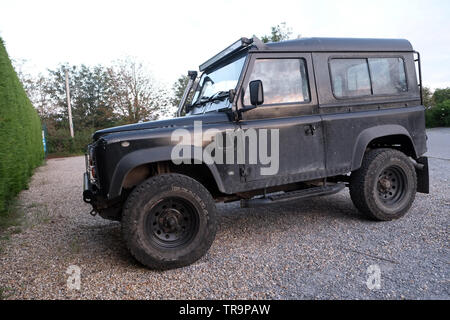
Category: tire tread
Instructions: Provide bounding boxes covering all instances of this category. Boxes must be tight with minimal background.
[122,173,217,270]
[349,148,417,221]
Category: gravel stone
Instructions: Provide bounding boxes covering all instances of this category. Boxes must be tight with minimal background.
[0,129,448,299]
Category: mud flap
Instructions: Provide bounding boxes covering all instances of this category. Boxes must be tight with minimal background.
[416,156,429,194]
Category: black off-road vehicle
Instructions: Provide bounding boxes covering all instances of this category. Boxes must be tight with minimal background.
[83,37,429,269]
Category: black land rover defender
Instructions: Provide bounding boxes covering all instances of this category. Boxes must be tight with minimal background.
[83,37,429,269]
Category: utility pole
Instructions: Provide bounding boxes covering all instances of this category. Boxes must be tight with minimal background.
[65,69,74,138]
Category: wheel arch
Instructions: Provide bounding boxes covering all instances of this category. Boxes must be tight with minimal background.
[108,146,226,199]
[351,125,417,171]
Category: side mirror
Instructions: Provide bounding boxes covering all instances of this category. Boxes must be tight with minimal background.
[249,80,264,106]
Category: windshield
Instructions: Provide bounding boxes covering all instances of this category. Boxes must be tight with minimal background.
[190,54,246,114]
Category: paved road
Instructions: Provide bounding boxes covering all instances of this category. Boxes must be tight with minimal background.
[0,129,448,299]
[425,128,450,160]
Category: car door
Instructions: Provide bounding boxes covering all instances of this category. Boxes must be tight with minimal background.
[236,52,326,185]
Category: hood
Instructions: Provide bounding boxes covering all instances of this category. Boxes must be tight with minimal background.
[92,113,231,141]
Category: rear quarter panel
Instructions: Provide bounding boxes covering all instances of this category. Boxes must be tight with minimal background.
[312,51,426,175]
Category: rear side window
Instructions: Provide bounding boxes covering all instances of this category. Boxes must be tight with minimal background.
[330,57,407,98]
[244,58,310,105]
[369,58,407,94]
[330,59,371,97]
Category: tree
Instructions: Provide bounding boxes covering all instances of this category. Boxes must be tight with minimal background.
[261,22,294,43]
[424,87,450,127]
[422,86,433,108]
[13,59,174,154]
[73,64,116,129]
[45,64,116,131]
[432,88,450,105]
[172,75,189,109]
[16,59,173,131]
[171,74,195,117]
[432,100,450,127]
[13,59,55,120]
[108,58,171,123]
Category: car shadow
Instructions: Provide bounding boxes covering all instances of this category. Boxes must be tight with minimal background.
[217,191,364,224]
[77,191,365,270]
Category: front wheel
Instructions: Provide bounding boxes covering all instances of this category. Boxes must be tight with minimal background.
[122,173,217,270]
[349,148,417,221]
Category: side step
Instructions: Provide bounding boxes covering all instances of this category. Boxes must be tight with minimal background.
[240,183,346,208]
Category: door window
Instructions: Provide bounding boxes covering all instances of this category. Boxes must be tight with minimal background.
[244,59,310,105]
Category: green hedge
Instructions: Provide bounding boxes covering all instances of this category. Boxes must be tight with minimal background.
[0,37,43,213]
[46,128,94,155]
[425,100,450,128]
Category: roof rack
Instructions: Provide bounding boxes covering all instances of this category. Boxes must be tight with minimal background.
[198,37,413,72]
[199,36,267,72]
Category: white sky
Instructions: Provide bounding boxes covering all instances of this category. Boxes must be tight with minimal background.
[1,0,449,89]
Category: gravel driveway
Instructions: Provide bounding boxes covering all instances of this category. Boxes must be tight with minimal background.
[0,129,449,299]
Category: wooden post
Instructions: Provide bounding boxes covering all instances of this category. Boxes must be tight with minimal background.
[65,69,74,138]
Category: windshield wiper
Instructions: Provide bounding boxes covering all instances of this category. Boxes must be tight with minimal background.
[207,91,230,103]
[190,96,210,108]
[191,91,229,107]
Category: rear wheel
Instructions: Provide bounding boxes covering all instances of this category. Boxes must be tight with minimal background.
[349,148,417,221]
[122,173,217,270]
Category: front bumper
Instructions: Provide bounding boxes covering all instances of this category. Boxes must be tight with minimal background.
[83,171,95,204]
[83,150,98,204]
[82,146,123,221]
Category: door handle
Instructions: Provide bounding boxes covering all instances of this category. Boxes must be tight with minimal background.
[304,124,316,136]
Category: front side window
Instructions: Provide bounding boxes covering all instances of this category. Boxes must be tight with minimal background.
[244,58,310,105]
[330,57,407,98]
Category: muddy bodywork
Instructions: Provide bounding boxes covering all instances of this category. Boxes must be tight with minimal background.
[83,37,428,220]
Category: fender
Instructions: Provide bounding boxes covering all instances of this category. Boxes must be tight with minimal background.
[351,124,417,171]
[107,146,226,199]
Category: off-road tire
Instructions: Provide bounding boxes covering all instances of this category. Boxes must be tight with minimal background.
[349,148,417,221]
[122,173,217,270]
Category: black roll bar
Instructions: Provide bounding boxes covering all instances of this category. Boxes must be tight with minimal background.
[414,51,423,105]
